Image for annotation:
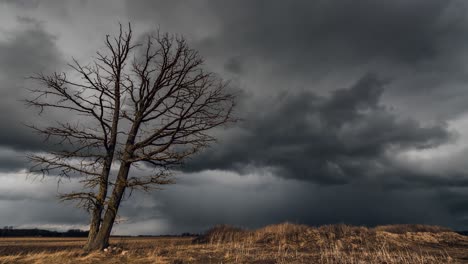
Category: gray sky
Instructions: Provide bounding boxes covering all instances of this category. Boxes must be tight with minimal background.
[2,0,468,235]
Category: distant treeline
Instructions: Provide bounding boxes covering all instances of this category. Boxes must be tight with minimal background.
[0,227,89,237]
[0,227,198,237]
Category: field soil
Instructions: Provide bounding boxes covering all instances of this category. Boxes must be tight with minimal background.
[1,223,468,263]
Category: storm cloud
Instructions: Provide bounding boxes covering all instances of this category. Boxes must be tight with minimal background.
[0,17,64,152]
[184,74,452,185]
[1,0,468,234]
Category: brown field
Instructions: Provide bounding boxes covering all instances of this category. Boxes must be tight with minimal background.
[1,223,468,263]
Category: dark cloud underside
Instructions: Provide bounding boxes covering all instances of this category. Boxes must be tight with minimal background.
[184,74,451,185]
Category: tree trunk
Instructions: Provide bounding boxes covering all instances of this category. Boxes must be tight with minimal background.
[85,117,140,251]
[83,156,114,251]
[83,88,121,251]
[83,208,101,251]
[85,162,132,250]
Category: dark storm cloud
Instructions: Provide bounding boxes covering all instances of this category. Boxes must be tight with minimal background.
[127,0,468,120]
[0,18,63,153]
[0,0,39,9]
[224,56,243,75]
[0,169,463,235]
[126,0,468,188]
[0,148,28,172]
[0,199,87,226]
[127,0,453,67]
[201,0,448,63]
[0,0,76,15]
[114,172,456,234]
[2,0,468,234]
[184,74,452,184]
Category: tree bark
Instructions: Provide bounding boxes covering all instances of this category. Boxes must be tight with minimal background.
[88,122,141,250]
[83,208,100,251]
[86,162,132,250]
[82,158,107,250]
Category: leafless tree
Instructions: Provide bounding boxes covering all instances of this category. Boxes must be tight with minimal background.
[25,24,236,251]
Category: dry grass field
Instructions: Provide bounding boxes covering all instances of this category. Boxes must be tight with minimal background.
[1,223,468,263]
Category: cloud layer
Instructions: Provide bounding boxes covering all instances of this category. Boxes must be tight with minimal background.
[1,0,468,234]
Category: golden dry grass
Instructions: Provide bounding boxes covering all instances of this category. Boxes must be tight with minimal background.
[1,223,468,263]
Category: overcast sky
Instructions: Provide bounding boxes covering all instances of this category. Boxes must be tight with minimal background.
[2,0,468,235]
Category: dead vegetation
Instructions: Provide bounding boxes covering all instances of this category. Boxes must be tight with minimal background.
[374,224,452,234]
[1,223,468,263]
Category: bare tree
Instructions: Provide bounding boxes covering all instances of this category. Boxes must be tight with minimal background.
[25,24,236,251]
